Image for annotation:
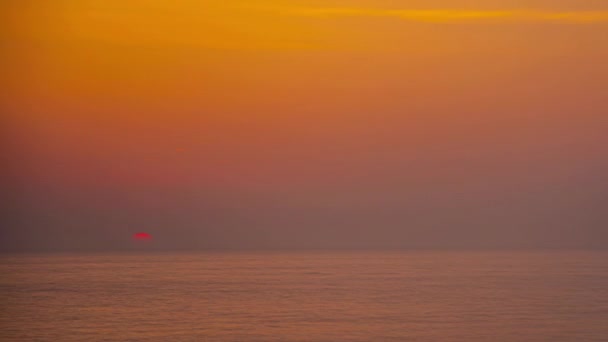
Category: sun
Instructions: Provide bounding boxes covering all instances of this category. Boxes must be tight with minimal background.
[133,232,152,241]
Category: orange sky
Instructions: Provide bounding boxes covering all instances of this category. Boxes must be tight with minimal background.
[2,0,608,251]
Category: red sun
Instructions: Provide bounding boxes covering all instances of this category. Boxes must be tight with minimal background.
[133,232,152,241]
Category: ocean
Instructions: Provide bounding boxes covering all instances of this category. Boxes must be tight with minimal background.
[1,251,607,341]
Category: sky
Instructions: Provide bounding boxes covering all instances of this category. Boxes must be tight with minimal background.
[2,0,607,252]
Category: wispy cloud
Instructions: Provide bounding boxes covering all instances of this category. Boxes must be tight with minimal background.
[259,7,608,23]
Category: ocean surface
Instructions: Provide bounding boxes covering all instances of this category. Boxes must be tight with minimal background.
[1,251,607,341]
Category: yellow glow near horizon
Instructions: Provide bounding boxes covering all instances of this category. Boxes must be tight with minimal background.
[4,0,608,109]
[262,7,608,23]
[7,2,608,52]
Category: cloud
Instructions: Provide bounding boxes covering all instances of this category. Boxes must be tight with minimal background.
[260,7,608,23]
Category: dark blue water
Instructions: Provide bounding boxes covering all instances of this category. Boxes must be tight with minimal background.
[2,251,607,341]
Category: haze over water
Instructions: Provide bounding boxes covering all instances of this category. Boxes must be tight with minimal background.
[2,251,607,341]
